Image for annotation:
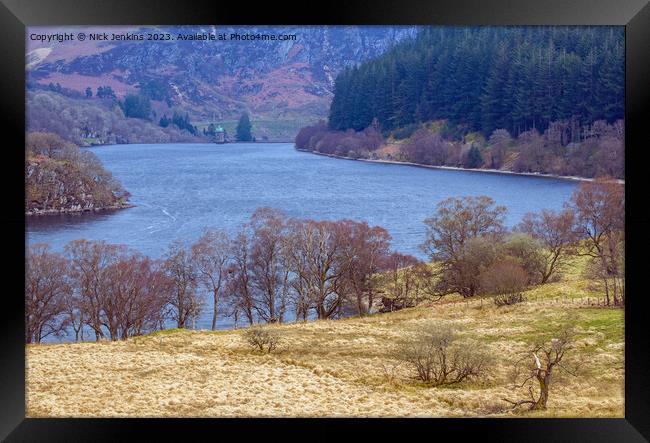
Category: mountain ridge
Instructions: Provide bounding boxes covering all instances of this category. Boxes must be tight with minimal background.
[27,26,418,141]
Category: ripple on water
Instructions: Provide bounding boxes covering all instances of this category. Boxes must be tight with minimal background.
[27,142,579,340]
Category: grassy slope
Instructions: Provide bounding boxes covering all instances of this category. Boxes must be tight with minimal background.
[26,257,623,418]
[196,115,320,143]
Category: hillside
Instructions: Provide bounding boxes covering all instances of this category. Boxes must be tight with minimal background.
[296,27,624,179]
[327,27,623,136]
[27,90,206,146]
[26,257,623,417]
[26,26,417,142]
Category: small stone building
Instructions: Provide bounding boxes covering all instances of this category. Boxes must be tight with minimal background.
[214,126,226,143]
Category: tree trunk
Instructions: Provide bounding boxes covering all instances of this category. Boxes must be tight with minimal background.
[532,372,551,410]
[603,277,610,306]
[211,289,218,330]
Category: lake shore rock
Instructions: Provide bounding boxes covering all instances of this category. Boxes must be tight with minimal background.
[26,155,132,216]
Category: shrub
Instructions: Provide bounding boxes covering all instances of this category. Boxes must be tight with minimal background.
[392,123,420,140]
[402,128,451,165]
[463,145,484,169]
[493,292,525,306]
[243,325,281,353]
[479,258,528,306]
[294,121,384,155]
[502,233,546,285]
[394,322,491,386]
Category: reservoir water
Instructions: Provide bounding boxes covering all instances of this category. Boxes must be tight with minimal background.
[27,142,579,337]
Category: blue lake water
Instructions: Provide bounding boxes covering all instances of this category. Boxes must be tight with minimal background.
[27,142,579,337]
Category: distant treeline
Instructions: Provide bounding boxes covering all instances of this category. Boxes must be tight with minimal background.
[328,27,623,137]
[296,118,624,178]
[26,90,203,145]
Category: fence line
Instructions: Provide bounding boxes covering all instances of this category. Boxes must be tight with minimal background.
[457,294,621,308]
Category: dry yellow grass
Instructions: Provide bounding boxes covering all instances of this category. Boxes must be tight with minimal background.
[26,253,624,417]
[26,264,623,418]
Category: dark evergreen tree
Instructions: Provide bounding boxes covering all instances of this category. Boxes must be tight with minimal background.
[327,26,623,138]
[96,86,116,99]
[169,111,197,135]
[236,113,253,142]
[122,93,152,120]
[465,146,483,168]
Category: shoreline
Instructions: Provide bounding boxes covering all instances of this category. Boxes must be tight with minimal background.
[296,148,624,184]
[84,140,294,148]
[26,202,136,217]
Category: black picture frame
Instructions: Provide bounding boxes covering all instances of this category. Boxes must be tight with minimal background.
[2,0,648,440]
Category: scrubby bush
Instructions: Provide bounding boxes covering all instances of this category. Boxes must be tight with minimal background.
[502,233,546,285]
[402,128,454,166]
[479,258,528,306]
[293,121,384,157]
[394,322,491,386]
[295,121,328,149]
[392,123,420,140]
[26,132,74,156]
[243,325,281,353]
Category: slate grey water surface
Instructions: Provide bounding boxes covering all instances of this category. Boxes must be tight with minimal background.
[27,143,579,337]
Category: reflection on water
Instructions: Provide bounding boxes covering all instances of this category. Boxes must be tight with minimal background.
[27,209,124,232]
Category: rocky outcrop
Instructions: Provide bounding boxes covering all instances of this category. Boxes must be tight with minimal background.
[26,155,132,215]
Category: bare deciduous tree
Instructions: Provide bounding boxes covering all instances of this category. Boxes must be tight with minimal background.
[284,219,345,320]
[248,208,291,323]
[570,178,624,306]
[421,196,506,298]
[504,328,577,411]
[163,241,203,329]
[191,228,231,330]
[224,230,255,325]
[65,240,126,341]
[338,220,391,316]
[518,208,577,283]
[26,131,74,157]
[103,253,170,339]
[26,244,71,343]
